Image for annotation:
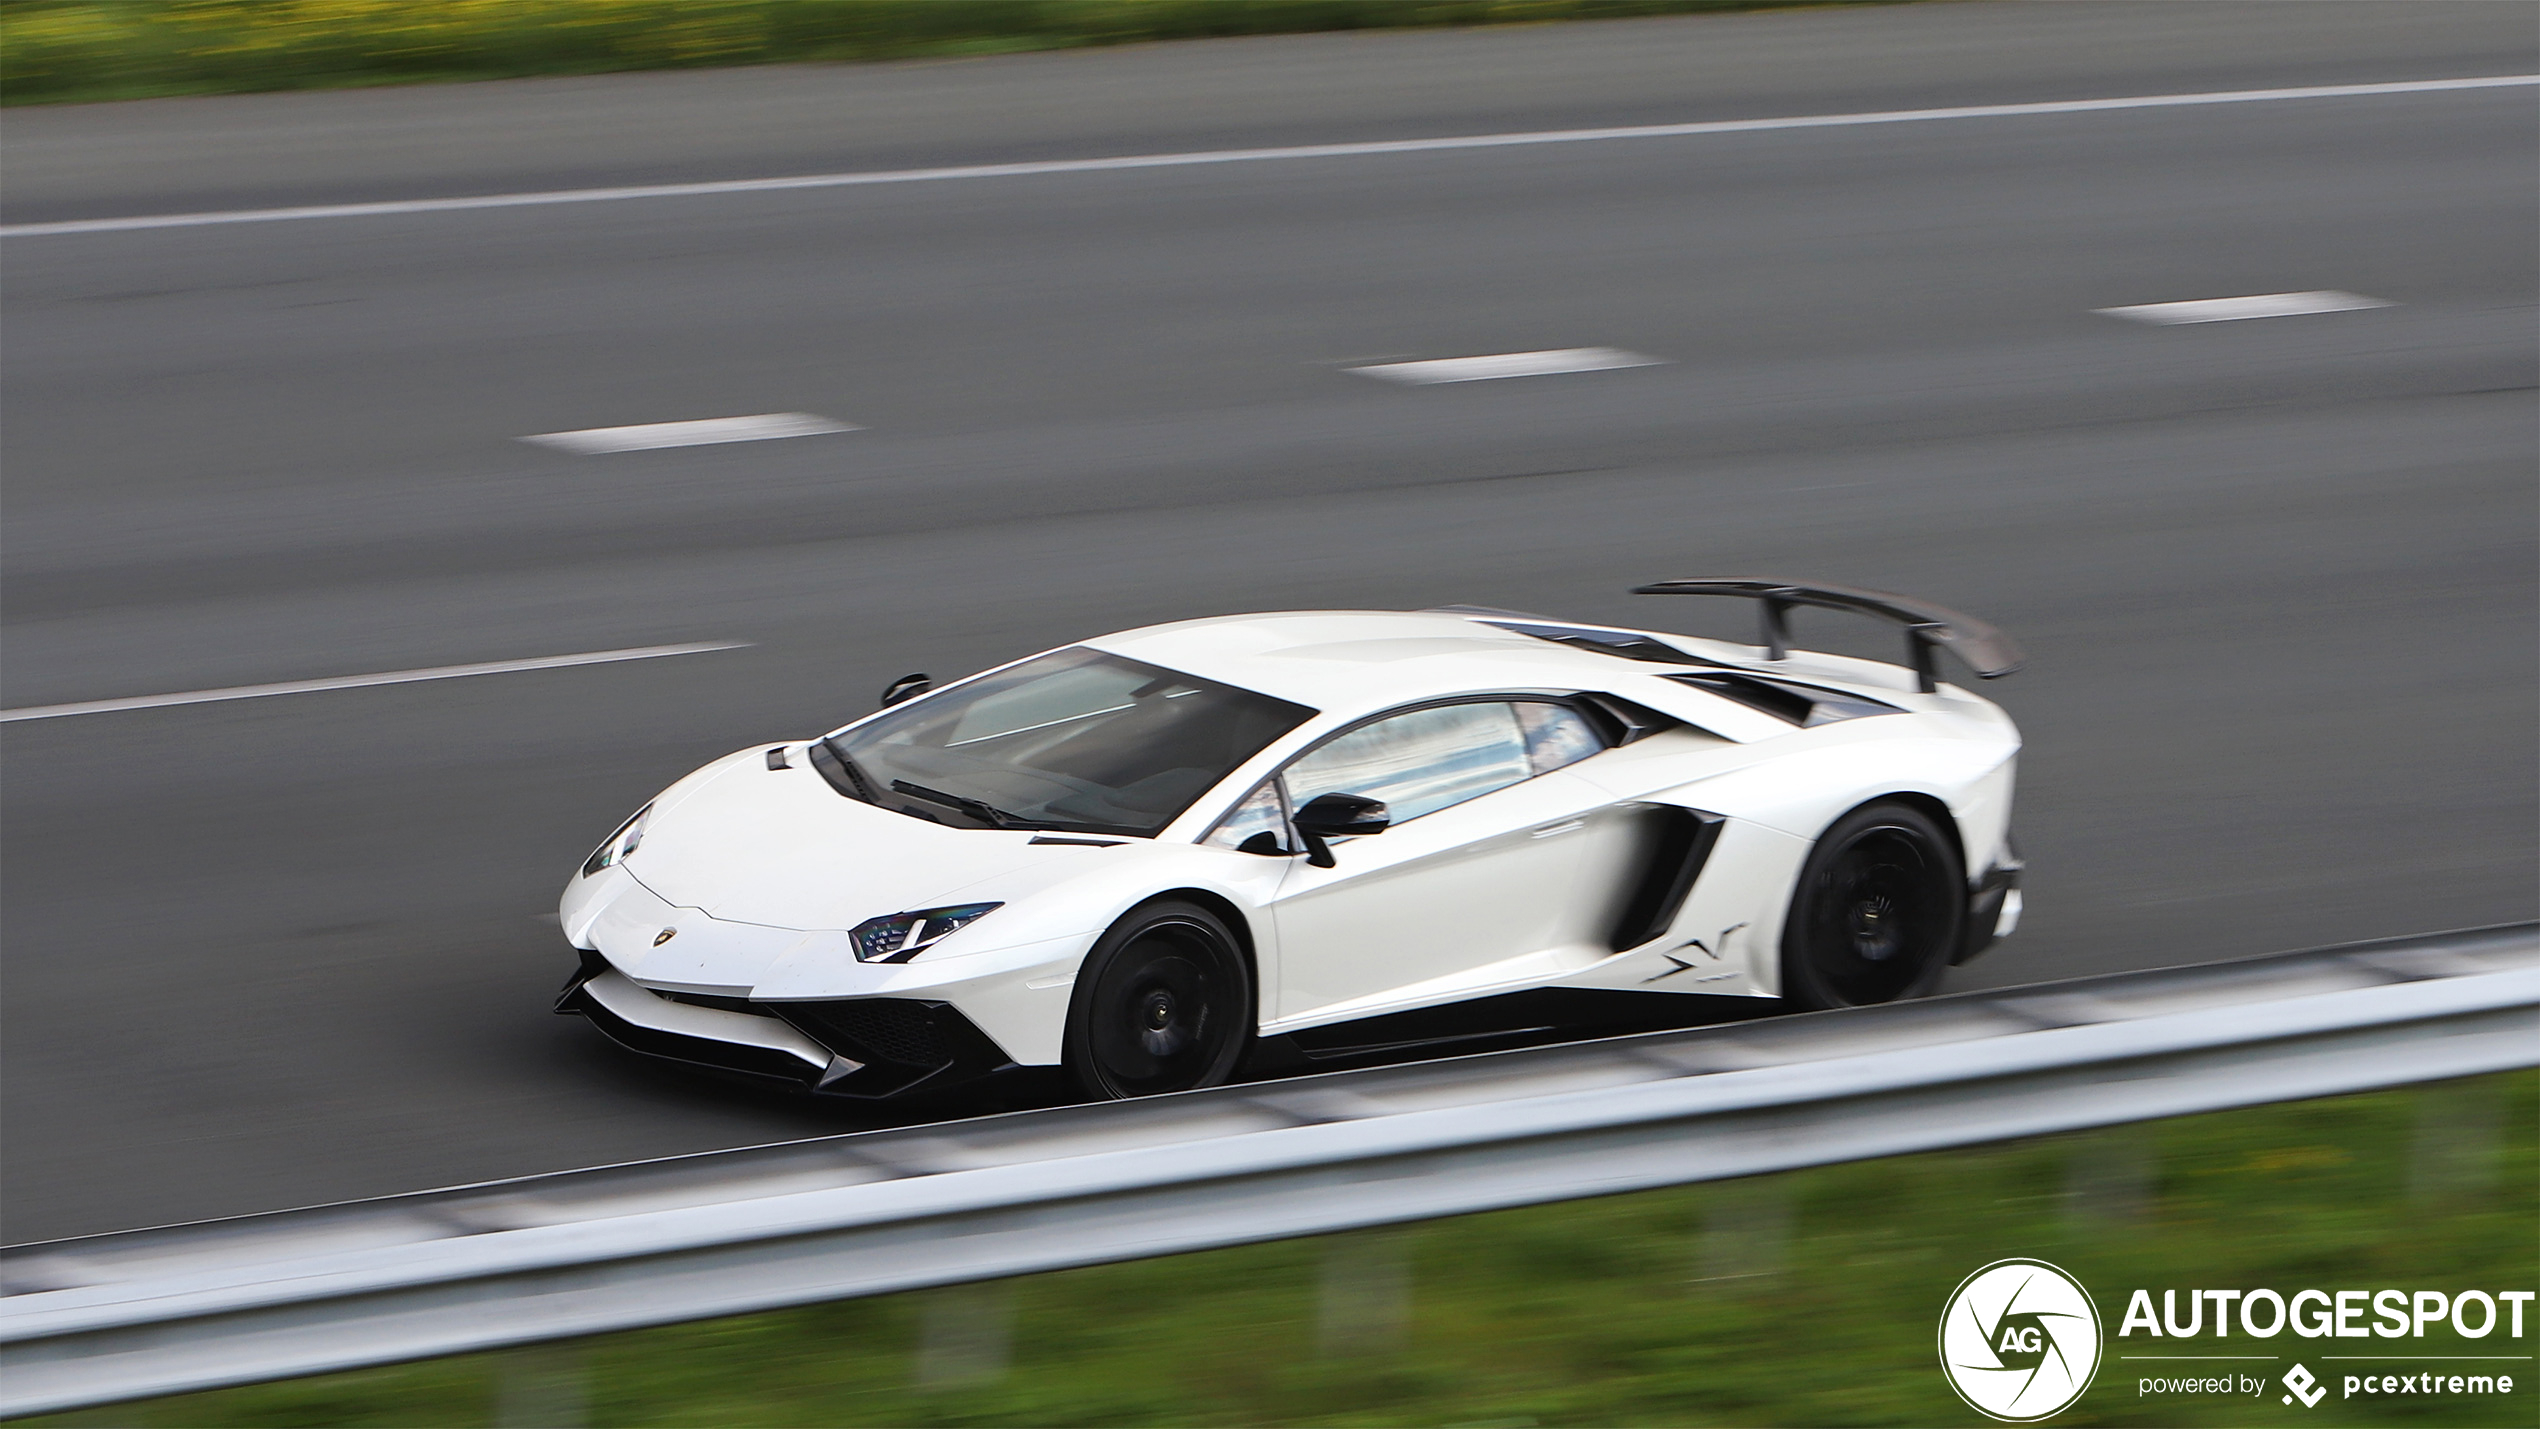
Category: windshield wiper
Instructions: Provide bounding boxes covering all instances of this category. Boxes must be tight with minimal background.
[810,738,881,805]
[890,780,1032,830]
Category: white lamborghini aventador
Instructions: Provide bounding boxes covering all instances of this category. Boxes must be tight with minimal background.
[557,579,2026,1102]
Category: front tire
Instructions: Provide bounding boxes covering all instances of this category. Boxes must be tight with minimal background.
[1064,900,1253,1099]
[1779,801,1965,1011]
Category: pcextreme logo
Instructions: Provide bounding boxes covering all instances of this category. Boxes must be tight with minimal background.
[2282,1363,2327,1408]
[1939,1259,2103,1422]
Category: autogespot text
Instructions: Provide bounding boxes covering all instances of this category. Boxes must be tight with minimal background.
[2120,1286,2533,1409]
[2119,1287,2533,1340]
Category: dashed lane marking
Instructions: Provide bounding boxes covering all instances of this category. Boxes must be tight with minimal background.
[2095,291,2394,324]
[1348,348,1664,384]
[521,413,856,454]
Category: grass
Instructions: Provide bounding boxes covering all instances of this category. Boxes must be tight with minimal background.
[0,1,1899,107]
[19,1071,2536,1426]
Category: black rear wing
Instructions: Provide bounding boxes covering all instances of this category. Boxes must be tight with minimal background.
[1631,577,2024,693]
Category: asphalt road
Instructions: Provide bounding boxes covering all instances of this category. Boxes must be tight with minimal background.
[3,1,2533,1244]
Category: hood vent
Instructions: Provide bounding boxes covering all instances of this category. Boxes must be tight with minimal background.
[1470,619,1723,666]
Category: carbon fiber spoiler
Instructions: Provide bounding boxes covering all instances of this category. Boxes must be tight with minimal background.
[1631,577,2025,693]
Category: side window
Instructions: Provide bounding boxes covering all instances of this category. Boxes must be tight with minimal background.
[1203,781,1288,853]
[1284,702,1532,825]
[1515,701,1605,774]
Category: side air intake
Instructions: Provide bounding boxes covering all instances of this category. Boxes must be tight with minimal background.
[1609,806,1726,953]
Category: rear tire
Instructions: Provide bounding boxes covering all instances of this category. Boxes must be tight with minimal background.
[1064,900,1253,1099]
[1779,801,1964,1011]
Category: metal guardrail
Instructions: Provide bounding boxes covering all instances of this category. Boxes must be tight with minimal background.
[4,924,2534,1417]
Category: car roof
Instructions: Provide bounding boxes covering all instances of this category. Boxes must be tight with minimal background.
[1082,610,1653,712]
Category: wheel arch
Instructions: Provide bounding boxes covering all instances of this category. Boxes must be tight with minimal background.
[1848,790,1969,884]
[1130,887,1261,987]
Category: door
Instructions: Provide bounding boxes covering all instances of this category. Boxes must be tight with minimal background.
[1266,701,1614,1023]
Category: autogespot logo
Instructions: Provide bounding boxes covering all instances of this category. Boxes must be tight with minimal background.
[1940,1259,2104,1421]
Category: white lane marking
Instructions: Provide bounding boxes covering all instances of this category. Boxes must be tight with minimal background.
[5,75,2529,239]
[521,413,856,454]
[1350,348,1663,384]
[2095,290,2395,324]
[0,642,750,723]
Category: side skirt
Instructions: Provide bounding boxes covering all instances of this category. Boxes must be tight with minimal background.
[1242,986,1780,1077]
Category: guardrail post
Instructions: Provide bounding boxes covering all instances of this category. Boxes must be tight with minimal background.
[494,1343,587,1428]
[2064,1126,2156,1229]
[1317,1229,1412,1356]
[1696,1176,1793,1284]
[2409,1078,2504,1200]
[913,1282,1014,1388]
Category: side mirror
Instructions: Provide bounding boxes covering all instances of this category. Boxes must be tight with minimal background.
[1293,793,1388,867]
[1294,792,1390,837]
[879,673,932,708]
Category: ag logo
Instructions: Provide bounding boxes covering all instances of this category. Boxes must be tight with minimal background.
[1939,1259,2102,1421]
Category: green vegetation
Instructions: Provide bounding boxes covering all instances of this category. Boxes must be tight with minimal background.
[21,1072,2535,1426]
[0,1,1892,107]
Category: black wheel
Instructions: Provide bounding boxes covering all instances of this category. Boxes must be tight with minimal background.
[1779,802,1965,1010]
[1064,900,1253,1099]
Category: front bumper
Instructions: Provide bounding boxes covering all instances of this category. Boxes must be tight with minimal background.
[562,866,1085,1067]
[557,960,1020,1099]
[1954,843,2024,966]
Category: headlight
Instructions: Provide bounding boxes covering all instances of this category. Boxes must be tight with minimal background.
[581,804,653,877]
[850,903,1002,963]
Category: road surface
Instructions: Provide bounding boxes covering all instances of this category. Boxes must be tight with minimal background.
[3,0,2532,1241]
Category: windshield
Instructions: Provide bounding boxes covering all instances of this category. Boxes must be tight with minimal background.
[821,648,1313,836]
